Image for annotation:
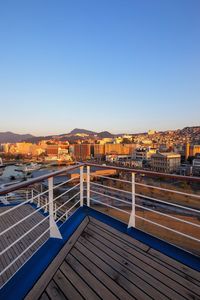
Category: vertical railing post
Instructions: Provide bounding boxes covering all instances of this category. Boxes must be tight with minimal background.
[31,189,34,203]
[80,166,84,206]
[54,203,57,220]
[87,166,90,207]
[128,172,136,228]
[48,177,62,239]
[44,198,48,213]
[37,192,40,207]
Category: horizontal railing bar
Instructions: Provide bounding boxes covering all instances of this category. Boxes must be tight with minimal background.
[90,197,131,215]
[92,175,200,199]
[90,190,200,228]
[134,203,200,228]
[0,226,50,276]
[1,162,199,196]
[90,182,132,194]
[94,174,131,184]
[0,235,48,290]
[0,163,83,196]
[90,189,131,206]
[56,212,68,224]
[86,163,200,183]
[135,193,200,214]
[0,215,49,256]
[90,182,200,213]
[55,191,80,213]
[135,215,200,243]
[53,183,80,201]
[56,200,81,224]
[0,189,50,217]
[66,200,81,214]
[53,176,80,190]
[136,182,200,199]
[0,200,49,236]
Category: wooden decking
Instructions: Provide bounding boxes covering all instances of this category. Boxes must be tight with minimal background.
[0,205,49,287]
[26,216,200,300]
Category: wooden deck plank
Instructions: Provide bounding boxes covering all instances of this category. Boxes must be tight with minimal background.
[25,217,89,300]
[66,254,118,300]
[78,235,152,299]
[90,216,200,287]
[71,247,134,300]
[81,229,172,300]
[39,292,50,300]
[46,280,67,300]
[148,248,200,283]
[53,269,83,300]
[75,240,140,299]
[60,261,101,300]
[88,221,200,290]
[87,223,200,298]
[89,216,149,251]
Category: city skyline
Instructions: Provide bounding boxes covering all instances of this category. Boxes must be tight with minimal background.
[0,0,200,135]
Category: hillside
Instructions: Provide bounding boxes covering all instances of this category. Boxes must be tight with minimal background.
[0,132,34,143]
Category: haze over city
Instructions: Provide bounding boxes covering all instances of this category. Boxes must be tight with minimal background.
[0,0,200,135]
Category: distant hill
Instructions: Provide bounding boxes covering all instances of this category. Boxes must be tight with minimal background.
[3,126,199,144]
[0,132,35,143]
[98,131,114,138]
[69,128,97,135]
[25,128,115,143]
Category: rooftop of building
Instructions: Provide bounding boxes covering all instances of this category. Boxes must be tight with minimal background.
[152,152,181,158]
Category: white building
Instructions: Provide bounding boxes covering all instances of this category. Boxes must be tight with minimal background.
[132,147,157,161]
[151,152,181,173]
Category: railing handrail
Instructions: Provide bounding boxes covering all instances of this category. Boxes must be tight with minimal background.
[0,163,84,196]
[86,162,200,183]
[0,162,199,196]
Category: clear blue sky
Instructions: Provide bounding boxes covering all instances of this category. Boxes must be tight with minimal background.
[0,0,200,136]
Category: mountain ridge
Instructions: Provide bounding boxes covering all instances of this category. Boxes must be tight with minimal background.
[0,132,34,143]
[0,126,199,143]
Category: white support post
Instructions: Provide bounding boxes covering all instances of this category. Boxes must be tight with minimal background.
[31,189,34,203]
[37,194,40,208]
[54,203,57,220]
[65,211,68,220]
[87,166,90,207]
[48,177,62,239]
[128,172,136,228]
[80,166,84,206]
[44,198,48,213]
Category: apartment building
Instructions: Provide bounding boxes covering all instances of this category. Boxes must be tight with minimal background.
[151,152,181,173]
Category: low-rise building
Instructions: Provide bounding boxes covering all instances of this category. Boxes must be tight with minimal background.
[72,144,91,161]
[178,164,193,176]
[151,152,181,173]
[94,144,105,159]
[192,159,200,176]
[105,144,135,155]
[132,147,157,161]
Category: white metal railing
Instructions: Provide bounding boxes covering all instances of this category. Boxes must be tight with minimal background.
[0,164,82,287]
[86,166,200,246]
[0,163,200,288]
